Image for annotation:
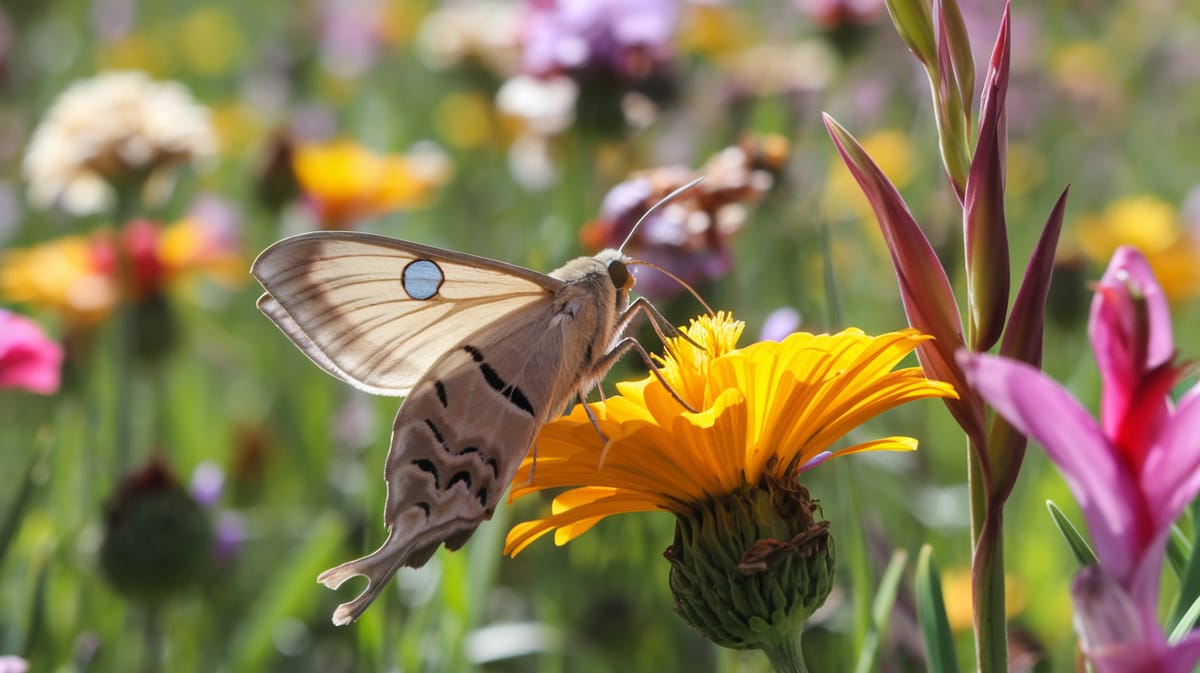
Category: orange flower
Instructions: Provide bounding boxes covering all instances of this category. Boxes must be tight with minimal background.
[1,213,242,325]
[505,312,958,555]
[291,139,451,228]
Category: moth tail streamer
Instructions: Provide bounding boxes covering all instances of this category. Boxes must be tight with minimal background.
[317,525,416,626]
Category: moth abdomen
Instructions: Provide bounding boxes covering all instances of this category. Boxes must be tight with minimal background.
[461,344,537,417]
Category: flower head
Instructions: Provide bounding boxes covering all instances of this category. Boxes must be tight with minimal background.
[960,246,1200,673]
[581,135,787,298]
[0,309,63,395]
[1076,195,1200,300]
[505,312,957,554]
[292,139,452,228]
[1,209,242,325]
[100,458,213,604]
[520,0,676,80]
[22,71,216,215]
[516,0,679,133]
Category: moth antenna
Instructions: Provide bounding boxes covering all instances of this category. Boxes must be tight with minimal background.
[629,260,716,317]
[618,176,705,253]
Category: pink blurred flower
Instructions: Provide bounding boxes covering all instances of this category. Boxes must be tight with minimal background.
[0,655,28,673]
[0,309,63,395]
[795,0,884,29]
[960,246,1200,673]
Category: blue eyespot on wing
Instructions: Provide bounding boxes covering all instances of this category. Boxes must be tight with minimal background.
[402,259,443,300]
[251,231,564,396]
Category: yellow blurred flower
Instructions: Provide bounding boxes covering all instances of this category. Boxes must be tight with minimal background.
[1053,40,1117,104]
[678,4,754,57]
[177,7,246,76]
[0,212,242,325]
[504,312,958,555]
[22,71,216,216]
[0,234,116,326]
[1076,195,1200,300]
[941,567,1028,633]
[292,139,452,228]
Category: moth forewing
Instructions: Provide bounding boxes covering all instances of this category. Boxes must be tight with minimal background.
[304,244,636,626]
[251,232,561,397]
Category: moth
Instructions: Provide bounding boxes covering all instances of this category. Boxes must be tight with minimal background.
[251,183,702,626]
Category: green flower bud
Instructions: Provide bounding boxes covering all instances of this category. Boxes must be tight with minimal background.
[100,460,213,605]
[664,474,834,655]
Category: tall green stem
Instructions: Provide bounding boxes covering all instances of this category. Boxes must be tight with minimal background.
[968,439,1007,673]
[140,604,163,673]
[112,188,137,475]
[763,634,810,673]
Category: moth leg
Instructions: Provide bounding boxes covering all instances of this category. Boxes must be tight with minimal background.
[593,336,698,414]
[620,297,707,353]
[578,390,610,443]
[514,440,540,487]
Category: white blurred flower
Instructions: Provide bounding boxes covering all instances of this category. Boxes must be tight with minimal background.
[720,41,837,98]
[417,1,522,75]
[495,74,578,136]
[23,70,216,215]
[0,656,28,673]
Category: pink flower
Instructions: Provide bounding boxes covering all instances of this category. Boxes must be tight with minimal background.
[0,309,63,394]
[959,246,1200,673]
[0,656,28,673]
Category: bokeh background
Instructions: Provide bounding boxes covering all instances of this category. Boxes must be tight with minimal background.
[1,0,1199,671]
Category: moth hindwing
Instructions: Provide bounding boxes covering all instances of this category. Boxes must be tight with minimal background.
[253,231,658,625]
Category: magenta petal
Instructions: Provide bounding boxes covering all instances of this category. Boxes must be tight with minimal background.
[1072,566,1169,673]
[1142,390,1200,532]
[959,352,1139,580]
[0,311,63,395]
[1089,246,1173,435]
[1163,631,1200,673]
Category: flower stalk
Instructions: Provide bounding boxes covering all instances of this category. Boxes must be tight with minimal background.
[825,3,1070,671]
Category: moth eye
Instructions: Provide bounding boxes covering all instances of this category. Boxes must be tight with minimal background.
[607,260,632,290]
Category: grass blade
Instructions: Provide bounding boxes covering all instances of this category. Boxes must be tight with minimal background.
[1045,500,1097,567]
[915,544,961,673]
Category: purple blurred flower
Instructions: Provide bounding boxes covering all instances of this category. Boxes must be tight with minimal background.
[214,510,247,563]
[582,135,786,298]
[319,0,386,79]
[0,656,28,673]
[760,307,801,342]
[521,0,677,78]
[0,310,63,395]
[190,461,225,507]
[960,247,1200,673]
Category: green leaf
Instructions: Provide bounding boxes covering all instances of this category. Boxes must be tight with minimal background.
[1168,524,1191,580]
[227,515,344,673]
[852,549,909,673]
[1045,500,1098,567]
[1169,521,1200,633]
[1169,592,1200,644]
[915,545,961,673]
[0,455,40,568]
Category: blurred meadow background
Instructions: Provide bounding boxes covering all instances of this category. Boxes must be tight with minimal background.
[2,0,1200,671]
